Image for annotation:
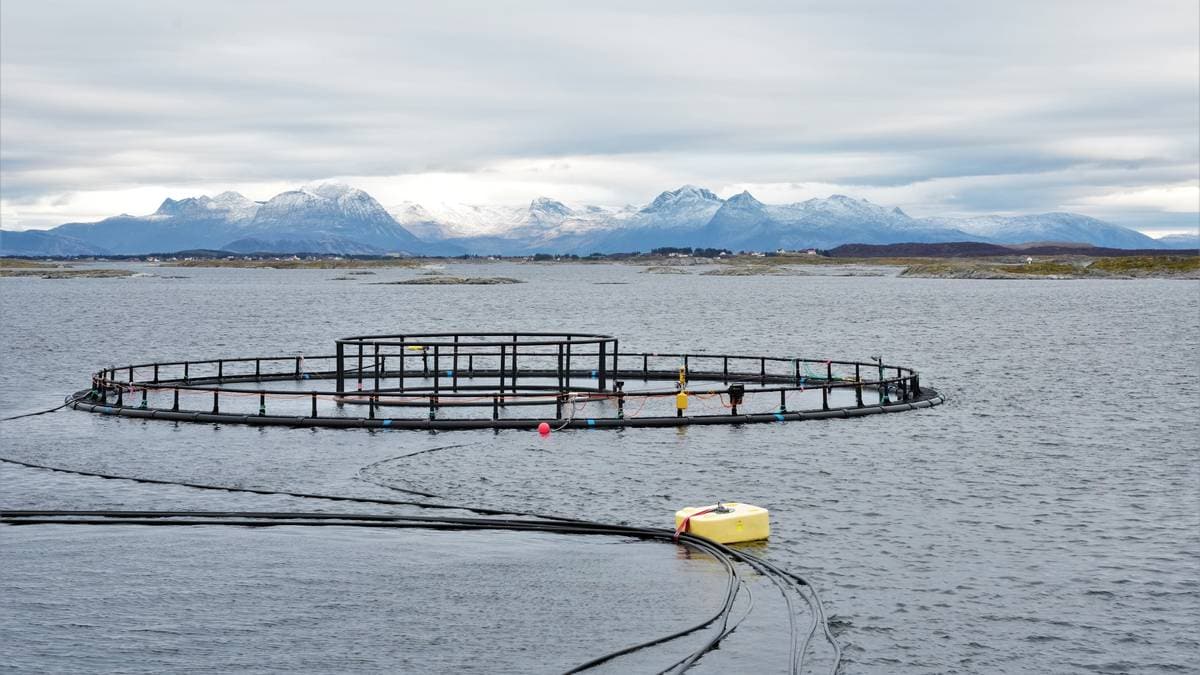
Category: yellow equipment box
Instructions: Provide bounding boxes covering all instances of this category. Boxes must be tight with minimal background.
[674,502,770,544]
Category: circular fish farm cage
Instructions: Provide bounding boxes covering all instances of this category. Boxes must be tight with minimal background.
[71,332,944,430]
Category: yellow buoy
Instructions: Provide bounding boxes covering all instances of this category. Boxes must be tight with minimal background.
[674,502,770,544]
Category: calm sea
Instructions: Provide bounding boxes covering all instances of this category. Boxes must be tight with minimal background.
[2,262,1197,673]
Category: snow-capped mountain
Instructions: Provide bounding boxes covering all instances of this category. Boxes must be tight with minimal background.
[386,187,1163,254]
[8,182,1171,256]
[699,193,975,250]
[920,213,1159,249]
[51,191,259,253]
[241,182,431,253]
[30,182,452,255]
[628,185,724,231]
[155,191,260,223]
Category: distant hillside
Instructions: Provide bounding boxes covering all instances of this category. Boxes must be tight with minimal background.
[826,242,1199,258]
[0,229,111,256]
[1154,233,1200,250]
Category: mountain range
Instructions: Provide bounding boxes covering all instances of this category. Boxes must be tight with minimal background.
[2,182,1195,256]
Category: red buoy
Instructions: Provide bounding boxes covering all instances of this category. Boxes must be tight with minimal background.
[537,422,550,435]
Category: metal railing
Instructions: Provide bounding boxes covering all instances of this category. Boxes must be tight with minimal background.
[82,331,931,428]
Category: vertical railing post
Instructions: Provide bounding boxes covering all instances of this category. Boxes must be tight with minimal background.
[356,343,363,391]
[259,392,266,416]
[335,342,345,403]
[599,339,608,391]
[760,357,766,384]
[779,389,786,412]
[499,343,506,404]
[511,335,519,394]
[217,360,223,381]
[821,385,829,411]
[612,339,619,382]
[153,364,159,383]
[433,346,440,399]
[373,344,380,394]
[311,392,318,418]
[398,339,406,392]
[212,390,219,414]
[184,361,190,382]
[452,336,460,392]
[172,388,179,412]
[557,344,565,393]
[724,356,729,384]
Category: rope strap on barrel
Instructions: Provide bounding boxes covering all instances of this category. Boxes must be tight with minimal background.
[674,506,718,542]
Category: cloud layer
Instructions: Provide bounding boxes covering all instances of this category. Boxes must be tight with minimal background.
[2,0,1197,233]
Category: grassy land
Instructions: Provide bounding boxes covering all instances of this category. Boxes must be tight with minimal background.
[0,268,135,278]
[6,253,1195,278]
[0,258,61,268]
[164,258,424,269]
[1088,256,1200,275]
[900,256,1199,279]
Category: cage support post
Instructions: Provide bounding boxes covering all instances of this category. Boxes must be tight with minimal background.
[335,342,345,405]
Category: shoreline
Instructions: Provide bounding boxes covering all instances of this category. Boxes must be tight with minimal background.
[2,254,1197,280]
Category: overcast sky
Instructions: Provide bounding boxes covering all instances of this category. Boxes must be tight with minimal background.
[2,0,1197,234]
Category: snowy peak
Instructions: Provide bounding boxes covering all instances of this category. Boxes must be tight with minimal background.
[528,197,574,220]
[799,194,886,215]
[154,191,258,222]
[301,180,357,200]
[724,190,765,209]
[643,185,723,212]
[41,180,1166,257]
[256,183,394,228]
[212,190,253,206]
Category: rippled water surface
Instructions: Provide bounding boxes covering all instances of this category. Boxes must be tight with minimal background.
[2,262,1198,673]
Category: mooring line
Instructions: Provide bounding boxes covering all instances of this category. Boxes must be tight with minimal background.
[0,397,841,673]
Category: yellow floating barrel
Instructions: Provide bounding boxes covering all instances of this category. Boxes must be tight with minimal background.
[674,502,770,544]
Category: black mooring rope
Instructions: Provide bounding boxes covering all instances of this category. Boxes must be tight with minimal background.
[0,399,841,673]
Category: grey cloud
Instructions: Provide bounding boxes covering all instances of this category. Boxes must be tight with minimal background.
[2,0,1197,223]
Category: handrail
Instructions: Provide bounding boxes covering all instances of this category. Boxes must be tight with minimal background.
[76,332,935,429]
